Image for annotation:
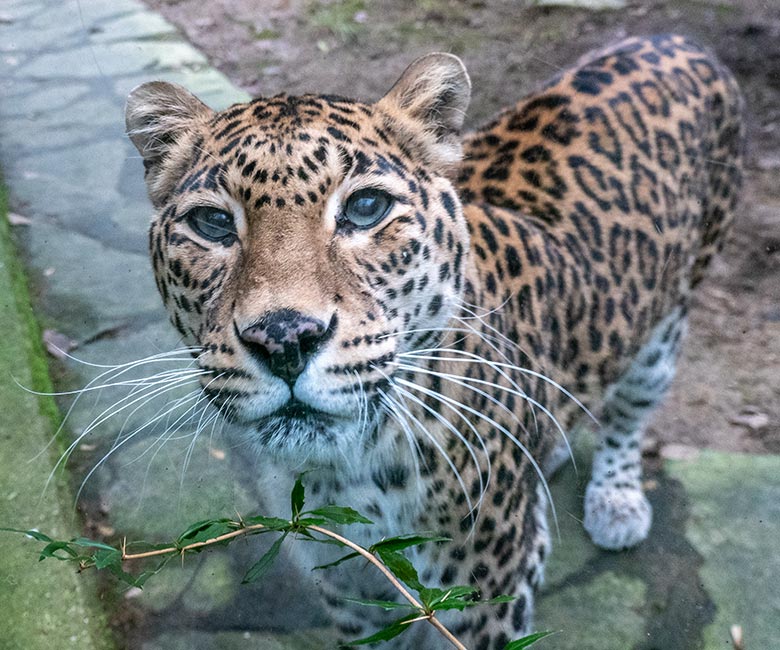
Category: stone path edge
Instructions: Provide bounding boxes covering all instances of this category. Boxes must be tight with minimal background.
[0,176,117,649]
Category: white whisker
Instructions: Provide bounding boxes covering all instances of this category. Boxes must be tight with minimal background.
[377,390,423,488]
[22,349,201,462]
[396,360,575,475]
[51,372,207,493]
[74,384,205,503]
[401,347,595,423]
[373,367,475,517]
[393,374,559,535]
[390,372,491,522]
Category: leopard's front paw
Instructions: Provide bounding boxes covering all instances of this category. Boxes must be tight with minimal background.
[583,482,652,550]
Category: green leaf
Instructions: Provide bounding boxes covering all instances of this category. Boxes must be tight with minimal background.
[418,586,446,608]
[375,549,423,593]
[294,517,328,527]
[368,534,450,554]
[0,527,54,543]
[345,613,420,645]
[342,596,413,611]
[312,551,360,571]
[304,505,373,526]
[504,630,555,649]
[39,541,79,561]
[423,585,480,610]
[242,533,287,584]
[93,548,122,570]
[433,591,517,612]
[291,475,305,519]
[482,594,516,605]
[176,518,237,546]
[243,515,291,531]
[70,537,120,553]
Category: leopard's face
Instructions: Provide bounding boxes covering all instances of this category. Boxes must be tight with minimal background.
[127,56,471,464]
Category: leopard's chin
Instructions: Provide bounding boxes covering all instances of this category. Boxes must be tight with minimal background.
[256,400,338,445]
[240,399,371,466]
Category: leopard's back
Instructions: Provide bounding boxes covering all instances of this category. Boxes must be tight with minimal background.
[457,33,744,393]
[461,34,743,291]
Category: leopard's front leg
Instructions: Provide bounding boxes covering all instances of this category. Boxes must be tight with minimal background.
[409,482,552,650]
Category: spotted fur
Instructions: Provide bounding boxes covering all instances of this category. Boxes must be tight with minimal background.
[127,34,743,648]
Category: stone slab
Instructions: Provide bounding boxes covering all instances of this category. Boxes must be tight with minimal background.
[1,0,778,649]
[534,449,780,649]
[668,451,780,650]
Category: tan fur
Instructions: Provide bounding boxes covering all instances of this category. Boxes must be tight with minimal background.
[127,35,743,647]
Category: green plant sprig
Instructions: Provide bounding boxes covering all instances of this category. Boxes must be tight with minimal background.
[2,475,552,649]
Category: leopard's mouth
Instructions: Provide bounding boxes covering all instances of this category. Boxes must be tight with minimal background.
[251,398,340,448]
[273,398,335,422]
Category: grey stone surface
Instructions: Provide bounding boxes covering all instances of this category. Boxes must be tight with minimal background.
[668,452,780,649]
[1,0,778,648]
[140,629,337,650]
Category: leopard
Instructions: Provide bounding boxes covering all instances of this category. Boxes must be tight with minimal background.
[125,34,744,649]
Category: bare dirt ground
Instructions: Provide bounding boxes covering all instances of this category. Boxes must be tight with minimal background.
[142,0,780,455]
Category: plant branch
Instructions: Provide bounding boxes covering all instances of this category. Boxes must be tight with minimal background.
[121,520,466,650]
[303,525,465,650]
[307,525,423,609]
[122,522,264,560]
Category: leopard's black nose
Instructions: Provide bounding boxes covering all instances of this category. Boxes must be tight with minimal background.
[239,309,335,385]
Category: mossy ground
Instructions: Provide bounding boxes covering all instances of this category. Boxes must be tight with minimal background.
[0,179,115,649]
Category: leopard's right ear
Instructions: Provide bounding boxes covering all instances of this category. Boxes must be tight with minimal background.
[377,53,471,174]
[125,82,213,200]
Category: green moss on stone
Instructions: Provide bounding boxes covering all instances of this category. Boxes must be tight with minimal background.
[667,451,780,649]
[0,176,116,649]
[535,571,647,649]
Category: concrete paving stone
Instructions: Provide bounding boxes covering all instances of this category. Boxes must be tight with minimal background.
[533,449,780,650]
[24,0,131,31]
[21,223,160,339]
[18,41,210,80]
[536,571,647,649]
[667,452,780,650]
[16,137,127,192]
[0,0,41,20]
[3,20,84,53]
[0,82,92,120]
[97,432,247,539]
[133,553,238,614]
[533,448,651,648]
[5,122,116,153]
[90,9,178,44]
[141,629,338,650]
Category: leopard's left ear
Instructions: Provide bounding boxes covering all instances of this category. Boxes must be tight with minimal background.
[125,81,213,205]
[125,81,212,163]
[378,53,471,169]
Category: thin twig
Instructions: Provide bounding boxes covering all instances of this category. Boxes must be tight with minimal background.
[308,525,466,650]
[120,520,467,650]
[122,523,264,560]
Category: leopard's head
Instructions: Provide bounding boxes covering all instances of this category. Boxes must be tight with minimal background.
[126,54,472,465]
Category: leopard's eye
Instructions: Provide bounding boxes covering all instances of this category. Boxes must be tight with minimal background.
[185,207,237,244]
[342,188,393,229]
